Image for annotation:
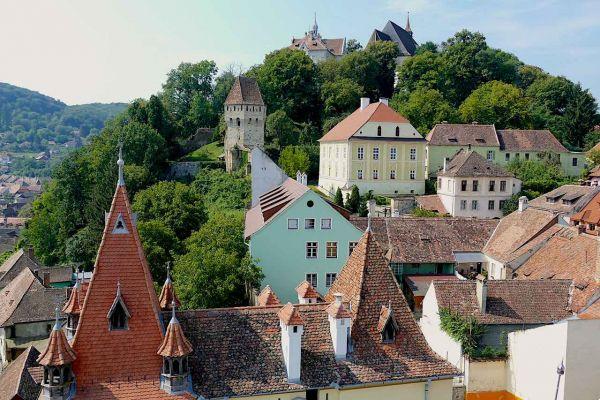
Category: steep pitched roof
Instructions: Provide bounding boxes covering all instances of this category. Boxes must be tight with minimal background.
[497,129,568,153]
[290,36,345,56]
[63,280,84,315]
[157,309,193,358]
[319,101,411,142]
[158,273,180,311]
[433,279,572,324]
[438,149,514,177]
[0,248,39,289]
[224,76,264,105]
[71,183,165,388]
[325,230,458,384]
[351,217,498,264]
[426,123,499,147]
[37,321,77,367]
[0,346,41,400]
[256,285,280,306]
[571,191,600,225]
[278,302,304,325]
[369,20,417,56]
[414,195,448,214]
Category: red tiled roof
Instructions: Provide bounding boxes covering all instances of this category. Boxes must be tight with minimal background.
[426,123,499,147]
[37,324,76,366]
[278,303,304,325]
[415,195,448,214]
[404,275,459,297]
[157,313,193,358]
[63,282,84,315]
[528,184,596,214]
[75,379,193,400]
[224,76,264,105]
[296,280,319,299]
[497,129,568,153]
[438,149,513,177]
[71,184,165,388]
[571,191,600,225]
[158,276,180,311]
[433,279,572,324]
[319,101,411,142]
[325,295,351,319]
[256,285,280,306]
[0,346,41,400]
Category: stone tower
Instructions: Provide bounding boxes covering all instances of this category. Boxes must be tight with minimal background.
[224,76,266,172]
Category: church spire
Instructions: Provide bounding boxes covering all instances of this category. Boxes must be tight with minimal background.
[405,12,412,35]
[117,142,125,187]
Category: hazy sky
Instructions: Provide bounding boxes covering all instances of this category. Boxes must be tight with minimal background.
[1,0,598,105]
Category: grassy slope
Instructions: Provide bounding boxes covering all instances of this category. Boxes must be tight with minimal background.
[181,141,223,162]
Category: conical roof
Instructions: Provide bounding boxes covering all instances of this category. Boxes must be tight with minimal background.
[62,280,82,315]
[157,306,193,358]
[158,270,180,311]
[37,311,76,367]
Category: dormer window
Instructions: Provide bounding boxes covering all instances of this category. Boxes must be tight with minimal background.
[378,302,399,343]
[108,283,130,331]
[382,319,396,342]
[112,213,128,234]
[395,126,400,136]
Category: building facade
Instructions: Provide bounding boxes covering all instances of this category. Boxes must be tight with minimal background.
[224,76,265,172]
[318,98,426,196]
[436,149,521,218]
[289,16,345,63]
[426,123,587,177]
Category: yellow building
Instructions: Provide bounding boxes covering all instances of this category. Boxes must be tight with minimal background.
[318,98,426,196]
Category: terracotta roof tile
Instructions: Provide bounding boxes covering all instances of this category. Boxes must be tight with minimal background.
[256,285,280,306]
[74,379,193,399]
[295,280,319,299]
[426,123,499,147]
[157,312,193,358]
[325,295,351,319]
[415,195,448,214]
[224,76,264,105]
[158,274,180,311]
[278,302,304,325]
[433,279,573,324]
[528,184,596,214]
[438,149,514,177]
[0,346,41,400]
[63,281,83,315]
[497,129,568,153]
[570,191,600,225]
[37,323,77,366]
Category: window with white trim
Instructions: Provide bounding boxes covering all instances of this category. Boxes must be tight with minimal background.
[487,150,495,161]
[349,241,358,255]
[460,200,467,210]
[390,170,396,179]
[409,170,415,180]
[326,273,337,287]
[500,180,507,192]
[321,218,332,229]
[373,169,379,180]
[357,169,363,180]
[305,218,315,229]
[373,148,379,160]
[357,147,364,160]
[326,242,338,258]
[306,273,317,288]
[287,218,299,229]
[471,200,478,210]
[390,148,397,160]
[409,148,416,160]
[306,242,318,259]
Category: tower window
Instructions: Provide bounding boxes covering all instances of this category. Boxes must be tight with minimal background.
[109,302,128,330]
[382,319,396,342]
[377,126,382,136]
[236,118,241,126]
[395,126,400,136]
[112,213,129,234]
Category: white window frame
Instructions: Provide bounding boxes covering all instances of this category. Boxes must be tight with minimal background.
[487,150,494,161]
[390,170,396,180]
[500,180,507,192]
[357,169,363,180]
[409,170,415,180]
[390,148,397,160]
[326,273,337,287]
[373,169,379,180]
[409,148,416,160]
[306,273,318,287]
[460,200,467,210]
[306,242,318,259]
[373,147,379,160]
[320,218,332,230]
[326,242,338,259]
[472,200,478,210]
[357,147,364,160]
[305,218,315,230]
[287,218,299,230]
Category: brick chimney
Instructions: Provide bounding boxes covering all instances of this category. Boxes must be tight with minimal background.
[278,303,304,383]
[360,97,370,110]
[43,272,51,287]
[476,275,487,313]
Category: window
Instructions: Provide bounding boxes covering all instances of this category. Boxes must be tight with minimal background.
[499,200,506,210]
[306,243,318,259]
[471,200,478,210]
[500,180,507,192]
[373,169,379,180]
[307,200,314,207]
[287,218,299,229]
[373,147,379,160]
[438,178,442,188]
[108,299,129,331]
[409,148,416,160]
[236,118,240,126]
[305,218,315,229]
[473,180,479,191]
[306,389,319,400]
[349,241,358,255]
[460,200,467,210]
[395,126,400,136]
[390,263,402,277]
[326,273,337,287]
[321,218,332,229]
[357,147,364,160]
[487,150,494,161]
[488,200,495,210]
[357,169,363,180]
[112,213,128,234]
[390,148,397,160]
[326,242,338,258]
[489,181,495,192]
[377,126,382,136]
[382,318,396,343]
[306,273,317,287]
[461,180,467,192]
[515,153,520,159]
[409,170,415,180]
[390,170,396,179]
[573,157,578,166]
[505,153,510,161]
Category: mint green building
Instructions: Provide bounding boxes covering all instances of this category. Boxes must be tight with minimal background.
[245,178,362,302]
[426,124,587,177]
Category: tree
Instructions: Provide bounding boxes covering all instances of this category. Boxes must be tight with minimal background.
[334,188,344,206]
[587,149,600,167]
[212,71,236,117]
[173,212,263,309]
[137,220,182,283]
[391,88,457,134]
[346,185,360,213]
[278,146,310,177]
[265,110,298,150]
[65,226,101,270]
[396,50,446,98]
[345,39,363,53]
[415,41,438,54]
[321,78,364,118]
[192,168,251,213]
[506,159,570,193]
[132,181,206,240]
[459,81,530,128]
[364,41,400,99]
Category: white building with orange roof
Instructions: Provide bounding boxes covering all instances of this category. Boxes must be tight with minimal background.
[318,97,426,196]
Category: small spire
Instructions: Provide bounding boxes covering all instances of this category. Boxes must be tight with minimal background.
[116,280,121,296]
[170,300,178,324]
[117,142,125,187]
[405,12,412,34]
[53,306,61,331]
[165,262,171,284]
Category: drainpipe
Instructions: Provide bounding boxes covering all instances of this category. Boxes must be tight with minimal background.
[424,378,431,400]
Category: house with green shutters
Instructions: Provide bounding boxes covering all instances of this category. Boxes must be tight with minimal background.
[426,123,587,177]
[245,176,363,303]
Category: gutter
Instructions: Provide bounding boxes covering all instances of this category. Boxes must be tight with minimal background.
[337,373,458,391]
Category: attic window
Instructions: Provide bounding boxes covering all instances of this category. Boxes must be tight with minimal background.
[395,127,400,136]
[382,318,396,343]
[377,126,382,136]
[448,138,458,143]
[107,283,131,331]
[475,138,485,143]
[112,213,129,234]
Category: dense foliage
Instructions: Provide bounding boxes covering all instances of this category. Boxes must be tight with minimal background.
[439,307,486,356]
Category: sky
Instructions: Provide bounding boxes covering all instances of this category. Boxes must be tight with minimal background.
[1,0,598,105]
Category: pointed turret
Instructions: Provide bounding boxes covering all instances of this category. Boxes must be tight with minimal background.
[158,265,181,311]
[62,274,82,340]
[405,12,412,35]
[157,302,193,394]
[37,308,76,399]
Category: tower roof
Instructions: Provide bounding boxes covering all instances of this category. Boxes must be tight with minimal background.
[158,267,180,311]
[62,278,83,315]
[256,285,280,306]
[157,305,193,358]
[277,303,304,326]
[37,309,76,367]
[225,76,264,106]
[71,151,165,386]
[295,280,319,299]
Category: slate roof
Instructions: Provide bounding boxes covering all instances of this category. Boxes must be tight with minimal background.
[224,76,264,105]
[528,184,597,214]
[0,248,40,289]
[426,124,499,147]
[290,36,345,56]
[438,149,514,178]
[351,217,498,264]
[515,228,600,313]
[433,279,572,324]
[319,101,413,142]
[368,20,417,56]
[497,129,568,153]
[0,346,41,400]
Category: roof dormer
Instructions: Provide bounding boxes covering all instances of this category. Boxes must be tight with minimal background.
[107,282,131,331]
[378,301,399,343]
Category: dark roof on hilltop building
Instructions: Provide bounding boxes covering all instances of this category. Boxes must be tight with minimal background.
[0,346,41,400]
[224,76,264,106]
[351,217,498,264]
[497,129,568,153]
[427,123,499,147]
[433,279,573,324]
[439,149,514,178]
[369,20,417,56]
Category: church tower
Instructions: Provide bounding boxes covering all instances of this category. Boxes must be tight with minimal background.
[224,76,266,172]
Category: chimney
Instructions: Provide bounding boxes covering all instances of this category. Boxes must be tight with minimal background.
[301,173,308,186]
[360,97,370,110]
[518,196,528,212]
[327,293,352,359]
[472,121,479,125]
[476,275,487,313]
[379,97,389,106]
[296,170,302,182]
[27,247,35,259]
[467,144,472,151]
[443,158,447,172]
[278,303,304,383]
[43,272,50,287]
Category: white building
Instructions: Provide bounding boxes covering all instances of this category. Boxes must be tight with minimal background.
[289,16,345,63]
[436,149,521,218]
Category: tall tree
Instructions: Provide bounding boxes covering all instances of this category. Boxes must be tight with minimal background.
[391,88,457,133]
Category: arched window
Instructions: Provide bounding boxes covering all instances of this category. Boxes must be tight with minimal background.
[236,118,241,127]
[377,126,382,136]
[110,302,128,330]
[382,319,396,342]
[395,126,400,136]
